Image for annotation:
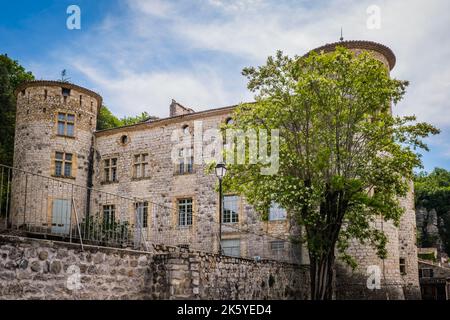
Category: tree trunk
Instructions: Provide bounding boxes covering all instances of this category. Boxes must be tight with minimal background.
[309,250,336,300]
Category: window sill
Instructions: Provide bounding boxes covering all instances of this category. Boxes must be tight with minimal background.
[268,219,287,223]
[131,176,151,182]
[101,180,119,185]
[51,175,75,180]
[56,134,76,139]
[177,225,193,229]
[173,172,195,176]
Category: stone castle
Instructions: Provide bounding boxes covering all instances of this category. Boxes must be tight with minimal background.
[9,40,421,299]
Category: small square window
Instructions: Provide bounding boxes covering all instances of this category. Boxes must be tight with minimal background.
[62,88,71,96]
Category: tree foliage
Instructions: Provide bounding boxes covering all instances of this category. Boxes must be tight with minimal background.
[415,168,450,254]
[96,106,150,130]
[223,47,439,299]
[96,105,123,130]
[121,111,151,126]
[0,54,34,166]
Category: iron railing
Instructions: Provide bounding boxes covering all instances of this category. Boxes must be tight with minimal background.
[0,164,303,263]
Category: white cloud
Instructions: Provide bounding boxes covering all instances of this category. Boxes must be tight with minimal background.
[51,0,450,133]
[127,0,172,17]
[72,60,245,118]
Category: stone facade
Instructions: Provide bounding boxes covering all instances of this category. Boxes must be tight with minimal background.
[9,40,421,299]
[11,81,101,232]
[0,235,308,300]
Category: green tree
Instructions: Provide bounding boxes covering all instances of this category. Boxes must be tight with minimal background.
[415,168,450,254]
[97,107,150,130]
[0,54,34,166]
[223,48,439,300]
[96,105,123,130]
[121,111,150,126]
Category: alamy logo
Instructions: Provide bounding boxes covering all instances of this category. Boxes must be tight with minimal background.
[66,265,82,291]
[170,120,280,175]
[66,5,81,30]
[366,5,381,30]
[366,265,381,290]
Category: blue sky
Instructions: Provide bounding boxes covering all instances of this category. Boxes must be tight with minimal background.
[1,0,449,172]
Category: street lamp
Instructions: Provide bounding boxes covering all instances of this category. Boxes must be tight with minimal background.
[215,163,227,254]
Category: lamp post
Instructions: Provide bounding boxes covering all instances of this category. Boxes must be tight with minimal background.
[215,163,227,254]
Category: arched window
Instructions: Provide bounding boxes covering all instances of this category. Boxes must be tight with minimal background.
[182,124,190,135]
[120,135,129,145]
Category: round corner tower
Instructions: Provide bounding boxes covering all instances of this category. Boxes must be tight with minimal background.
[307,40,420,299]
[11,81,102,232]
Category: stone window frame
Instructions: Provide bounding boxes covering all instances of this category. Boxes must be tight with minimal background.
[399,257,407,275]
[52,151,75,179]
[132,153,149,180]
[56,111,76,138]
[119,134,130,146]
[174,147,194,175]
[222,195,240,224]
[177,198,193,227]
[182,124,190,135]
[103,157,119,183]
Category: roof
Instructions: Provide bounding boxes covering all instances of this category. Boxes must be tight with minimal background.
[94,103,243,137]
[304,40,396,70]
[14,80,103,110]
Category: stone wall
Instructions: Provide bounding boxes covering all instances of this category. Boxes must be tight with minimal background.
[93,109,303,263]
[335,184,421,300]
[12,82,101,230]
[0,235,308,300]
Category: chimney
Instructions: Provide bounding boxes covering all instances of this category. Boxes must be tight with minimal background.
[170,99,195,117]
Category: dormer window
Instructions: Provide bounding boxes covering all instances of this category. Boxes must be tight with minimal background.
[62,88,71,96]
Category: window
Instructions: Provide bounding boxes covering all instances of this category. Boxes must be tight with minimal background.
[399,258,406,275]
[104,158,118,182]
[221,239,240,257]
[62,88,71,104]
[103,205,115,229]
[178,198,193,227]
[62,88,71,96]
[269,202,287,221]
[225,117,234,125]
[135,202,148,228]
[44,89,48,100]
[176,148,193,175]
[222,195,239,223]
[182,125,189,135]
[270,240,285,252]
[57,112,75,137]
[419,268,434,278]
[120,135,129,145]
[54,152,73,177]
[133,153,149,179]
